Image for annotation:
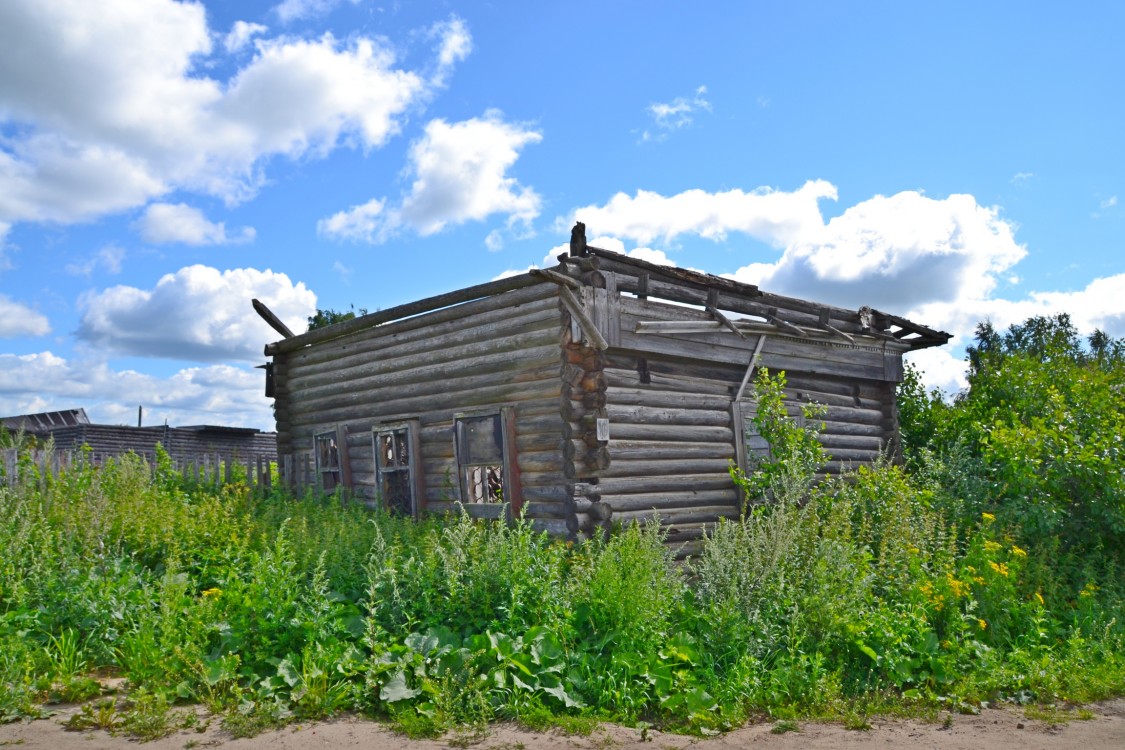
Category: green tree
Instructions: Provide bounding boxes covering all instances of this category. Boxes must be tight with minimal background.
[306,305,369,331]
[901,314,1125,561]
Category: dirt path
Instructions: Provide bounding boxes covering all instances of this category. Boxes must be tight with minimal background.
[2,699,1124,750]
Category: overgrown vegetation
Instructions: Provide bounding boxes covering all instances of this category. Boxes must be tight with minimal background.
[1,314,1123,739]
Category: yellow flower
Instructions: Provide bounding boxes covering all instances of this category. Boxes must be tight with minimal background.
[989,560,1009,577]
[982,512,996,523]
[978,619,988,630]
[984,540,1001,553]
[946,573,969,598]
[1011,545,1027,558]
[1034,592,1044,606]
[202,588,222,598]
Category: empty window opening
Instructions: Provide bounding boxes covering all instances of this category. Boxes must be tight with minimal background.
[374,425,417,516]
[455,413,505,503]
[314,431,340,491]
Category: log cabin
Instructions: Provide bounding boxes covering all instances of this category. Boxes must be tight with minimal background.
[259,223,950,551]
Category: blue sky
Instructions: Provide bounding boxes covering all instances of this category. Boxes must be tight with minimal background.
[1,0,1122,429]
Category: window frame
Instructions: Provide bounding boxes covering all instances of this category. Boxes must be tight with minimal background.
[372,420,423,518]
[313,430,341,492]
[452,406,522,516]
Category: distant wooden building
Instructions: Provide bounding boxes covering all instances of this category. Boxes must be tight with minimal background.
[0,408,277,467]
[261,224,949,548]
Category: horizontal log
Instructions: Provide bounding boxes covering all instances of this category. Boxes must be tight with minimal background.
[606,423,734,443]
[294,359,562,417]
[529,518,571,536]
[605,403,731,427]
[605,386,733,411]
[600,489,739,512]
[818,420,887,437]
[285,292,560,371]
[606,440,735,460]
[289,325,560,395]
[522,485,570,502]
[591,473,736,495]
[268,273,547,355]
[817,434,884,450]
[604,366,736,396]
[613,505,740,526]
[598,457,734,478]
[520,501,571,520]
[821,447,886,463]
[517,451,564,474]
[289,377,561,429]
[617,330,891,381]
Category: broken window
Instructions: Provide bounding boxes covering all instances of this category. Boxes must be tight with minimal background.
[454,413,506,504]
[740,402,772,468]
[374,423,419,517]
[314,431,340,491]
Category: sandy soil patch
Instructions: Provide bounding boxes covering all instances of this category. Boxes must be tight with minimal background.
[1,699,1123,750]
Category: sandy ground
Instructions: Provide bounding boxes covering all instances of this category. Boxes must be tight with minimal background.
[1,699,1124,750]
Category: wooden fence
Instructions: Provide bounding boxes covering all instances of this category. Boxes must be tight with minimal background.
[0,447,276,490]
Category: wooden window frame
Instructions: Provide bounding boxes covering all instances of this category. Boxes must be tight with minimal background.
[372,420,423,518]
[452,406,522,517]
[313,430,341,492]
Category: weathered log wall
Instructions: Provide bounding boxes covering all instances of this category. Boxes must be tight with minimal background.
[561,261,910,555]
[273,283,569,530]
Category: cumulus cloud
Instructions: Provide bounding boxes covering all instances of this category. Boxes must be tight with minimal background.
[317,198,385,242]
[0,351,273,428]
[430,16,472,86]
[274,0,357,24]
[77,265,316,362]
[320,112,542,242]
[224,20,268,53]
[642,85,711,142]
[0,295,50,337]
[567,180,837,248]
[135,203,255,245]
[0,1,465,227]
[730,191,1026,311]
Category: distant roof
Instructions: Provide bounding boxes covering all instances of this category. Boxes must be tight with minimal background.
[0,408,90,432]
[177,425,266,435]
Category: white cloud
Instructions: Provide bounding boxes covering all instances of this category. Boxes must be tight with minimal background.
[626,247,677,266]
[642,85,711,142]
[135,203,255,245]
[0,2,464,227]
[332,260,352,282]
[76,265,316,362]
[274,0,357,24]
[399,113,542,234]
[0,295,50,337]
[321,112,542,242]
[730,190,1026,311]
[224,20,268,53]
[491,265,538,281]
[317,198,386,242]
[0,351,273,428]
[1011,172,1035,184]
[430,16,472,86]
[485,230,504,252]
[65,245,125,276]
[1101,195,1118,209]
[569,180,837,247]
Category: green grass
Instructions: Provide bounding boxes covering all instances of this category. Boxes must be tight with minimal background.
[2,394,1124,739]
